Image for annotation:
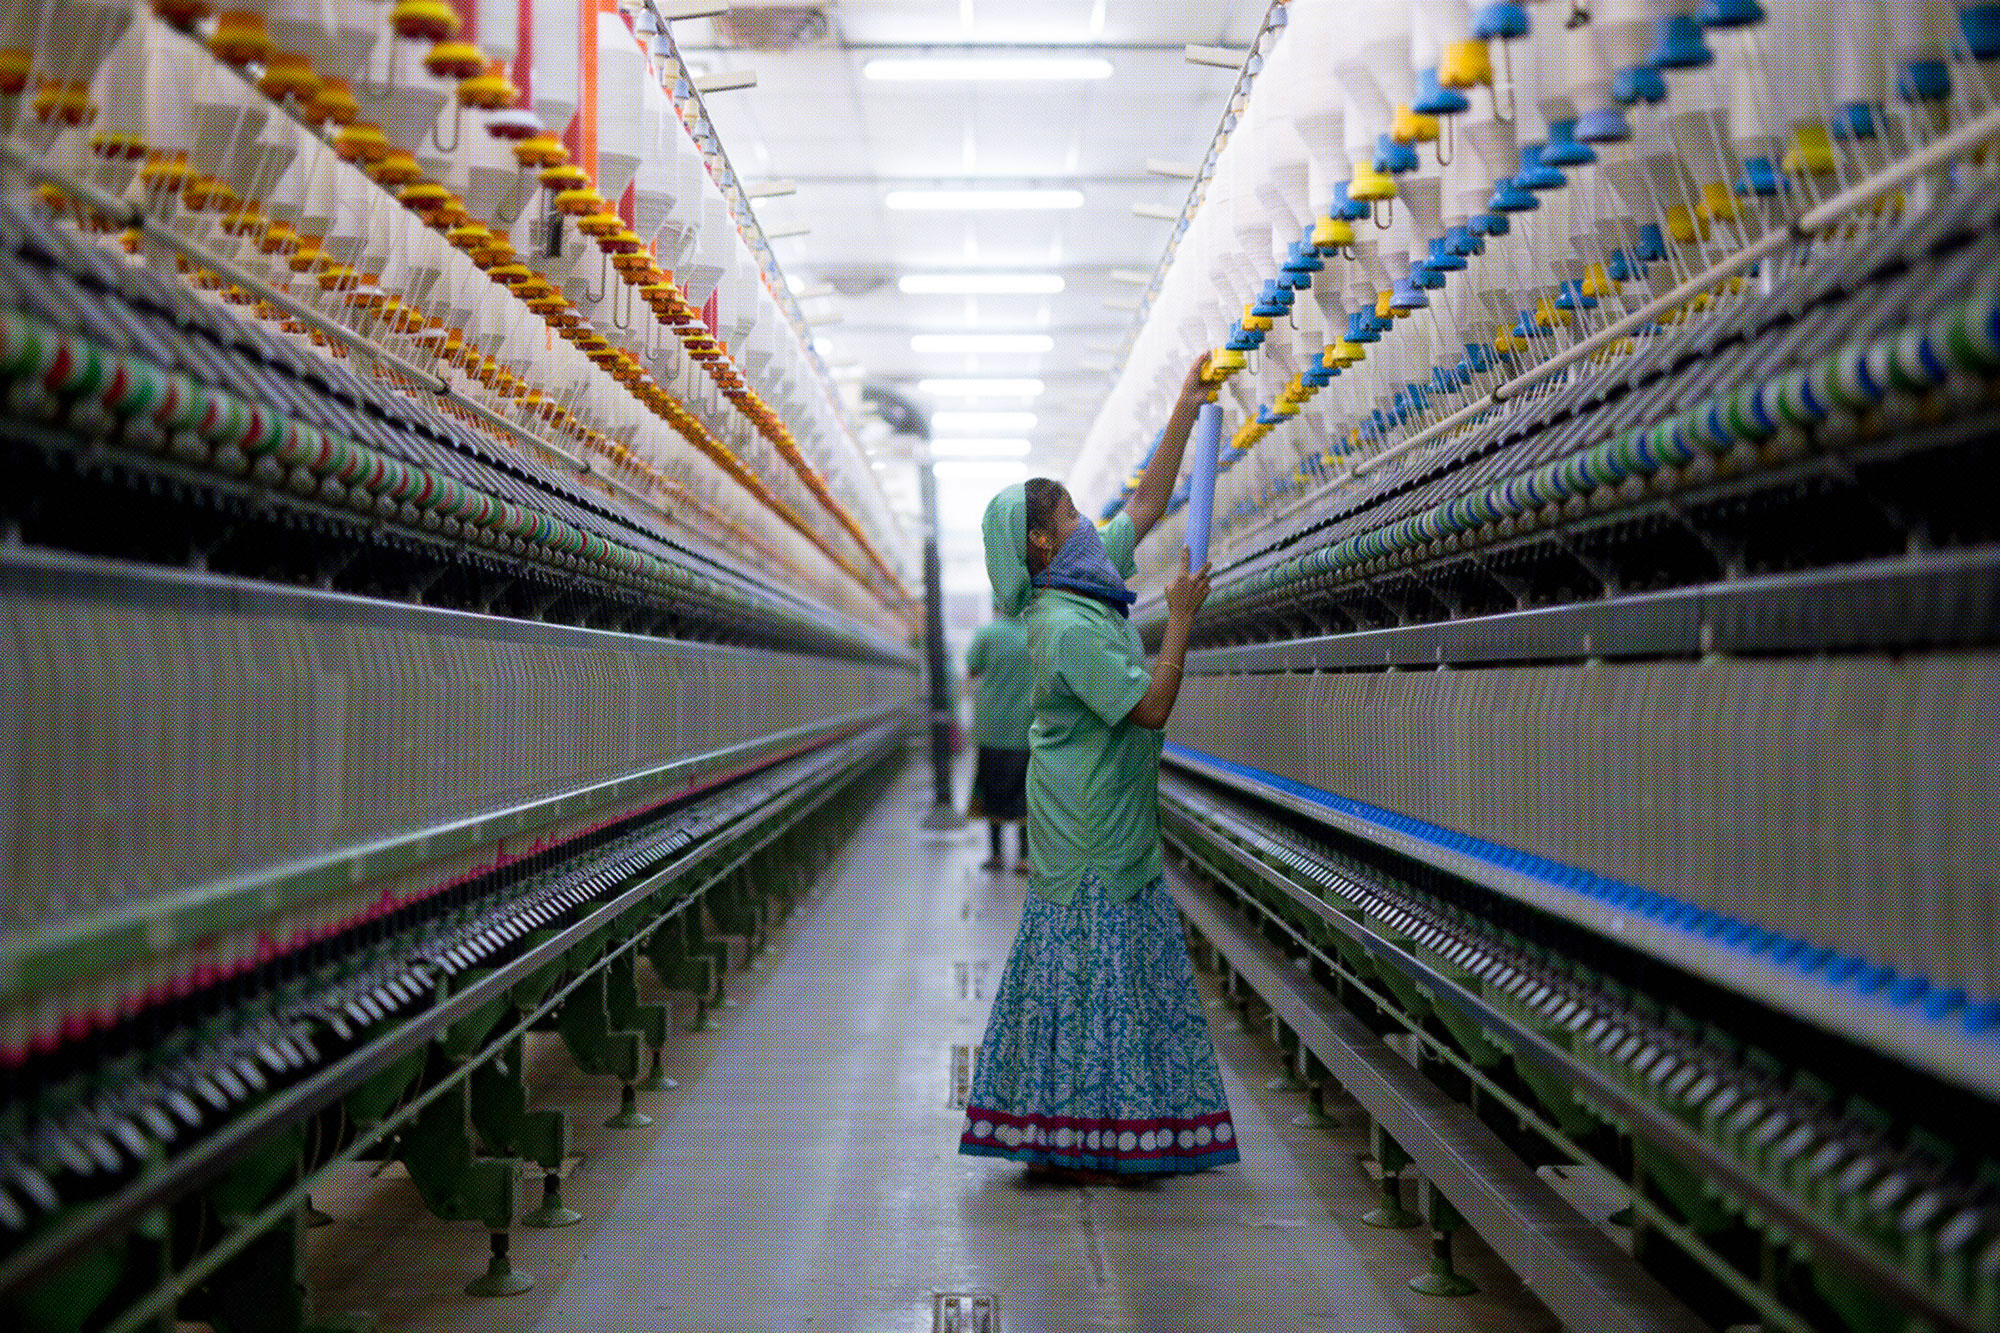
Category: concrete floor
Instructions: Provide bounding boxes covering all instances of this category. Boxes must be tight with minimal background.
[307,762,1561,1332]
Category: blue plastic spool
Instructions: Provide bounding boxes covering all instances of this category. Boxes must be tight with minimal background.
[1424,236,1468,272]
[1487,178,1538,212]
[1543,118,1598,164]
[1898,59,1951,102]
[1374,133,1420,175]
[1734,155,1784,196]
[1651,13,1713,66]
[1474,1,1528,38]
[1963,4,2000,58]
[1696,0,1764,26]
[1577,103,1635,142]
[1413,65,1471,116]
[1514,142,1566,190]
[1833,100,1882,139]
[1612,65,1667,105]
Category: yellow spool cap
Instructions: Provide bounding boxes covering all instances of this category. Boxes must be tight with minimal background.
[1333,339,1365,364]
[1311,216,1355,248]
[1349,161,1397,201]
[1390,103,1439,145]
[1665,204,1703,245]
[1783,125,1836,176]
[1209,347,1247,374]
[1697,180,1736,222]
[1241,310,1273,333]
[1439,38,1492,89]
[1373,291,1395,321]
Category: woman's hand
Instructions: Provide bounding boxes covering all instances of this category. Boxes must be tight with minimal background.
[1177,352,1212,408]
[1163,545,1211,626]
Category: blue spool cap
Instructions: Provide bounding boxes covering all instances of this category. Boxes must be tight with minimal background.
[1285,236,1325,274]
[1697,0,1764,26]
[1463,341,1492,373]
[1612,65,1667,105]
[1963,4,2000,58]
[1374,133,1421,175]
[1554,279,1597,311]
[1543,118,1598,165]
[1474,1,1528,38]
[1734,155,1784,195]
[1405,382,1429,413]
[1961,999,2000,1033]
[1476,209,1513,235]
[1577,104,1635,142]
[1514,143,1567,190]
[1887,975,1931,1007]
[1850,963,1894,995]
[1256,405,1282,425]
[1606,248,1634,282]
[1651,13,1713,66]
[1331,179,1369,221]
[1834,100,1882,139]
[1410,261,1445,290]
[1425,236,1468,272]
[1636,223,1668,262]
[1488,178,1539,212]
[1446,224,1483,256]
[1432,365,1457,395]
[1305,364,1335,387]
[1899,59,1951,102]
[1346,310,1382,344]
[1225,326,1261,351]
[1413,65,1471,115]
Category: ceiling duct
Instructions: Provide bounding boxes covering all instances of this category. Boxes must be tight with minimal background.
[712,5,833,50]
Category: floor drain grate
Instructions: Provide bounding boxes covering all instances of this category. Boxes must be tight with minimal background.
[953,960,991,1000]
[948,1044,980,1107]
[931,1291,996,1332]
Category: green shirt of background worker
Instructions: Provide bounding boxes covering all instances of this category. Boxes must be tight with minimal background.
[964,608,1036,872]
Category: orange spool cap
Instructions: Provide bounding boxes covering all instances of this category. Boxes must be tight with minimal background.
[390,0,458,41]
[309,77,359,125]
[259,51,321,102]
[208,10,274,65]
[424,40,486,79]
[334,122,390,163]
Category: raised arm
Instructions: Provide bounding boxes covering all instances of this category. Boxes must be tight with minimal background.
[1125,547,1212,730]
[1120,354,1212,544]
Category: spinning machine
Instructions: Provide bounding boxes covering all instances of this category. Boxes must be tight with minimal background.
[0,0,918,1326]
[1075,2,2000,1331]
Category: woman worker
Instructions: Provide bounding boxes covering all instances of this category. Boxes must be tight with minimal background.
[958,356,1234,1183]
[966,603,1036,873]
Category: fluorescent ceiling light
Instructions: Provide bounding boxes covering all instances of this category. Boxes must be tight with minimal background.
[885,189,1084,212]
[931,458,1029,480]
[917,378,1045,397]
[931,438,1032,456]
[934,410,1037,433]
[911,333,1055,354]
[899,273,1064,295]
[864,56,1113,82]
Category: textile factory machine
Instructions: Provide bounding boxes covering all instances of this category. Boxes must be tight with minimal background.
[0,0,919,1327]
[1071,2,2000,1331]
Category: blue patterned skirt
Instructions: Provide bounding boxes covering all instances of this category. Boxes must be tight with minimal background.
[959,868,1238,1174]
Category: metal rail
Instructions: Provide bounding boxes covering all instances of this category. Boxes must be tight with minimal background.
[1165,867,1710,1333]
[0,720,906,1308]
[1161,783,1993,1333]
[1179,544,2000,673]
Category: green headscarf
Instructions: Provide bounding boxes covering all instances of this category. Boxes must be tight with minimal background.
[981,483,1033,615]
